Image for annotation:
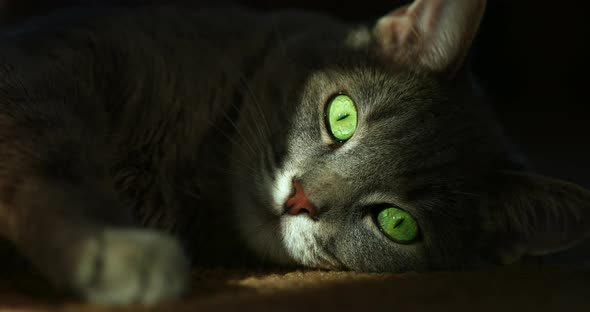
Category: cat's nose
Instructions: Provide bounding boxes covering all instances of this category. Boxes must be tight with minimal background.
[284,180,317,217]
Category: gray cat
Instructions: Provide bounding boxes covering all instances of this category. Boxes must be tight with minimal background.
[0,0,588,305]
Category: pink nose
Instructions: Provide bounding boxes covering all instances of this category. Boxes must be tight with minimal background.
[284,180,317,217]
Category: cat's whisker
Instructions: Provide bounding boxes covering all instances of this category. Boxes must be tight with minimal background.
[235,73,272,143]
[202,51,268,160]
[219,97,270,166]
[264,146,278,171]
[204,119,257,169]
[218,110,261,158]
[241,121,267,156]
[450,191,481,198]
[207,50,274,171]
[239,104,271,161]
[245,219,282,264]
[216,52,272,144]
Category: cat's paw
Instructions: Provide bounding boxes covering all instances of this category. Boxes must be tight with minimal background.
[73,228,190,305]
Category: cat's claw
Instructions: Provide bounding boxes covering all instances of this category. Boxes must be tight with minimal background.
[73,228,189,305]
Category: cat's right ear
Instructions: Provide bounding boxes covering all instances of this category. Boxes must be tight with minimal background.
[481,171,590,264]
[373,0,487,77]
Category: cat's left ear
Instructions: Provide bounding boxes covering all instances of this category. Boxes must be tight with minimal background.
[373,0,487,76]
[482,171,590,264]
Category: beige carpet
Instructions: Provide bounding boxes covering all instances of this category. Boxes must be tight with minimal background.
[0,265,589,312]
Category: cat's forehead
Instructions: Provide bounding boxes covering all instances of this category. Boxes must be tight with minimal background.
[301,65,462,130]
[293,64,496,196]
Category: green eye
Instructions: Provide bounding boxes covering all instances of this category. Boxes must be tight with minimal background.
[376,207,419,244]
[326,94,358,142]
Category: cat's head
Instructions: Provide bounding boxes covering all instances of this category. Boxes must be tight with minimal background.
[231,0,590,271]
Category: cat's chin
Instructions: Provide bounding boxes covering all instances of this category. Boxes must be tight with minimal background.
[278,215,343,270]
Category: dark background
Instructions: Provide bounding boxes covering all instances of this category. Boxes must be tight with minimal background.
[1,0,588,188]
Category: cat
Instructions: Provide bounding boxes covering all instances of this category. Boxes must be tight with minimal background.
[0,0,588,305]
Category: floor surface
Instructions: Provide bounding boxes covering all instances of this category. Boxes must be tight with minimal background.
[1,266,589,312]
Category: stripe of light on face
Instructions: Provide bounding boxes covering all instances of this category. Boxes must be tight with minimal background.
[272,168,297,215]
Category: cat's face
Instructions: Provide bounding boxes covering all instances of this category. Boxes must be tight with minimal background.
[231,50,497,272]
[230,0,590,271]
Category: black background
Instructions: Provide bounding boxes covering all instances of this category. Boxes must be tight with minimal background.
[2,0,588,188]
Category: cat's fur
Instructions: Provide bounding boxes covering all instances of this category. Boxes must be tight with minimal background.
[0,0,588,305]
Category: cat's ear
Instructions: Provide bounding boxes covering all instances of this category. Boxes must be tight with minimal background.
[373,0,487,76]
[482,170,590,264]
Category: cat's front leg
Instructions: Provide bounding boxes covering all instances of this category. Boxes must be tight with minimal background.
[0,173,190,305]
[0,115,189,305]
[70,226,189,304]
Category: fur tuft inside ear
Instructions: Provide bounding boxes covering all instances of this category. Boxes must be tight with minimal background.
[373,0,487,76]
[481,170,590,264]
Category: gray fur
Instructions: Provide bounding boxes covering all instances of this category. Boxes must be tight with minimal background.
[0,1,588,305]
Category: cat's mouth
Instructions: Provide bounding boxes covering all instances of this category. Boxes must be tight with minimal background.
[279,215,344,270]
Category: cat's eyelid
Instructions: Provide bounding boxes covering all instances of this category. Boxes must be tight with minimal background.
[358,192,407,210]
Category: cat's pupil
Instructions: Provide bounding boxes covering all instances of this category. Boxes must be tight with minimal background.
[393,218,405,228]
[337,113,349,121]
